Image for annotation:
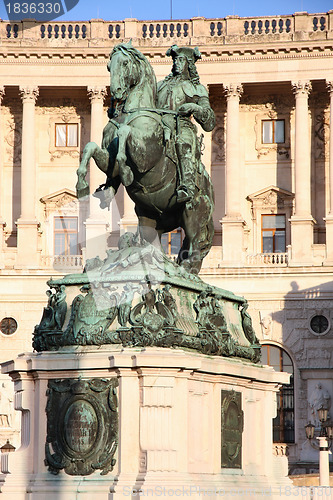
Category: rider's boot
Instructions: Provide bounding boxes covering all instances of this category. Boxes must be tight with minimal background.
[176,157,196,203]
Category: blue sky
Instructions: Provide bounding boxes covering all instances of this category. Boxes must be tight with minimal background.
[0,0,331,22]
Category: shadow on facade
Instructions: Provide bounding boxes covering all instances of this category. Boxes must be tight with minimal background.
[269,279,333,475]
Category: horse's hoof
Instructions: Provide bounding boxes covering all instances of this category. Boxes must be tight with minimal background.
[76,185,90,199]
[120,165,134,187]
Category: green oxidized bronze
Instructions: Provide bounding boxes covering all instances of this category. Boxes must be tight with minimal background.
[76,42,215,274]
[32,43,261,364]
[221,390,243,469]
[45,378,118,476]
[33,237,261,363]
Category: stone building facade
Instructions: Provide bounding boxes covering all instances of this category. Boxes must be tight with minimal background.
[1,12,333,474]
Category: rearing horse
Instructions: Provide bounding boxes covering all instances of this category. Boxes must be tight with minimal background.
[76,42,214,273]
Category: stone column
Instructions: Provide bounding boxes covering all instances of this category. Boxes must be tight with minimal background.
[324,81,333,264]
[221,83,245,264]
[290,81,314,265]
[84,86,110,260]
[0,87,6,268]
[16,86,39,268]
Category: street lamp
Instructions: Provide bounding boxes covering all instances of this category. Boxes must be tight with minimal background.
[305,411,333,487]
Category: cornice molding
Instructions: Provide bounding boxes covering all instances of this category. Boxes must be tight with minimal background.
[1,42,333,66]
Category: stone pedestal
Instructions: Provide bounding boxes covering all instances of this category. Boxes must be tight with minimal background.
[289,216,315,266]
[0,347,292,499]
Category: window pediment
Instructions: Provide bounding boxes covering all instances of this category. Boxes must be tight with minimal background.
[247,186,294,212]
[40,189,78,218]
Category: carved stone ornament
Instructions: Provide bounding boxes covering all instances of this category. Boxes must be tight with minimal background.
[212,123,226,164]
[221,390,243,469]
[292,80,312,97]
[223,83,243,99]
[87,86,107,103]
[254,110,291,159]
[4,115,22,164]
[314,110,329,160]
[19,86,39,103]
[247,186,294,216]
[45,377,118,476]
[40,189,79,219]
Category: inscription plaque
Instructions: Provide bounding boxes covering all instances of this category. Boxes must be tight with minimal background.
[221,390,243,469]
[45,378,118,476]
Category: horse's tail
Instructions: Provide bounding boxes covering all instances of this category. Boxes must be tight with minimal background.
[196,166,215,261]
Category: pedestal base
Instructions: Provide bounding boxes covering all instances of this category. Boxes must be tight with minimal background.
[1,347,292,499]
[15,219,40,268]
[221,217,245,265]
[289,216,315,266]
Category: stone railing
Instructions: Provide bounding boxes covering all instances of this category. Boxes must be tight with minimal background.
[1,12,333,43]
[246,252,288,266]
[40,254,83,270]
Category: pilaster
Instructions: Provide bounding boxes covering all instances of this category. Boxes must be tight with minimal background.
[324,82,333,265]
[221,83,245,264]
[16,86,39,268]
[289,80,315,266]
[85,86,109,260]
[0,86,6,268]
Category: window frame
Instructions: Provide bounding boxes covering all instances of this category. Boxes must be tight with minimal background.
[161,228,183,256]
[261,344,295,444]
[261,119,285,145]
[261,214,286,254]
[55,123,79,148]
[54,216,78,256]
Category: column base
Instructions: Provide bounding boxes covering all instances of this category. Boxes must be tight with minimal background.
[289,216,315,266]
[15,219,40,268]
[221,216,245,265]
[84,219,109,260]
[119,216,138,235]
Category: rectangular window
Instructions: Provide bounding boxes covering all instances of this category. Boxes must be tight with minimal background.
[161,229,182,255]
[55,123,78,147]
[262,120,285,144]
[262,215,286,253]
[54,217,78,255]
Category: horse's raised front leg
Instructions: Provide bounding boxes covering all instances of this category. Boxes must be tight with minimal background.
[116,125,134,187]
[76,142,109,198]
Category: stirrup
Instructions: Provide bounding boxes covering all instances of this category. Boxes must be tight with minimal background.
[177,186,193,203]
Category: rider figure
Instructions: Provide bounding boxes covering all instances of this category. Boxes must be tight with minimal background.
[157,45,216,203]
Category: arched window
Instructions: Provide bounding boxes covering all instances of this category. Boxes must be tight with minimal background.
[261,344,295,443]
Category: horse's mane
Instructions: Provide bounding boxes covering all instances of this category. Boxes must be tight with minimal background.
[110,43,157,103]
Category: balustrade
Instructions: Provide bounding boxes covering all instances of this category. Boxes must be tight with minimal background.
[246,253,288,266]
[0,13,332,42]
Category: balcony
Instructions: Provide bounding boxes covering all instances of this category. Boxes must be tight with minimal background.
[246,252,288,266]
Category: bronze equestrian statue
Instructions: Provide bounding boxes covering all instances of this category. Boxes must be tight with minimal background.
[76,42,216,273]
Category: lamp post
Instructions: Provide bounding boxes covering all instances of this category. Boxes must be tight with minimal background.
[305,412,333,487]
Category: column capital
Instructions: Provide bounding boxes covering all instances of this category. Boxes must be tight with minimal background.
[87,86,107,103]
[19,86,39,103]
[223,83,243,99]
[326,81,333,96]
[0,86,5,104]
[292,80,312,96]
